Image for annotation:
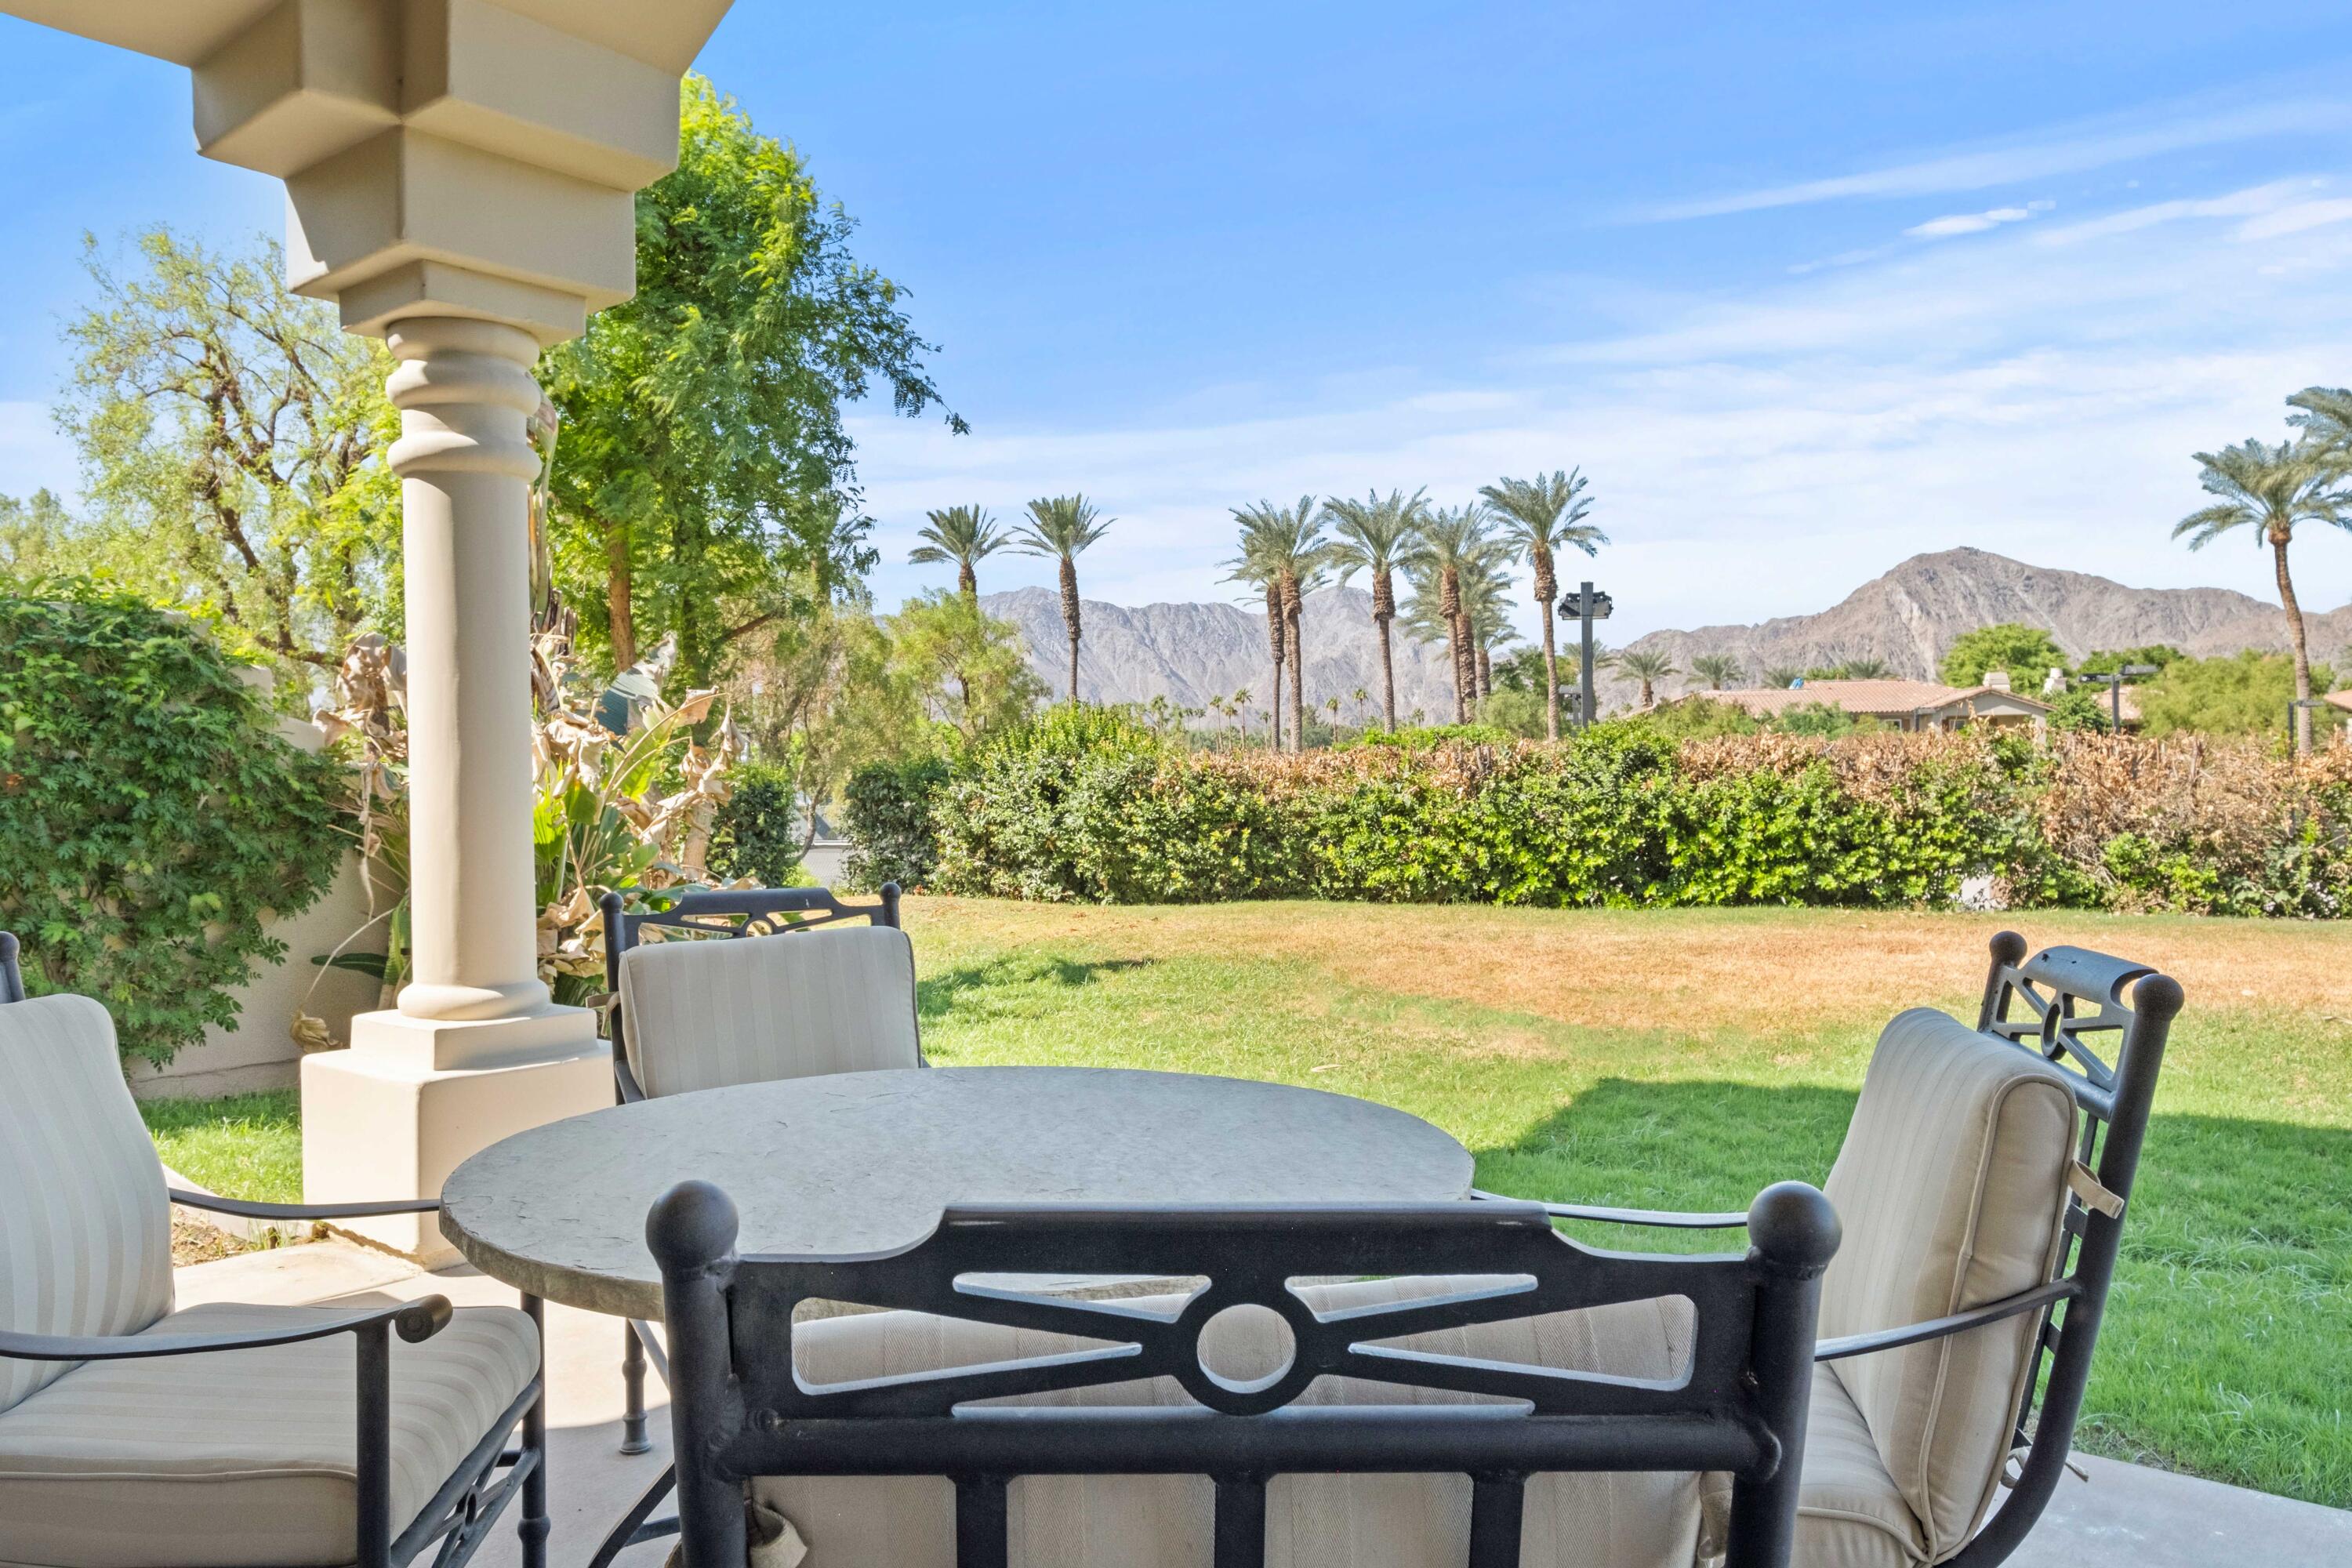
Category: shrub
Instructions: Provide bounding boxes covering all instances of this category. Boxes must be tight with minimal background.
[0,582,347,1064]
[842,756,953,891]
[707,760,803,886]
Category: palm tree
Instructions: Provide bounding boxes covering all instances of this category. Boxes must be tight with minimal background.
[2175,437,2350,753]
[1012,494,1114,702]
[1760,665,1805,691]
[1615,648,1677,708]
[1227,497,1331,752]
[1690,652,1744,691]
[1405,505,1502,722]
[1459,551,1520,702]
[1222,550,1287,749]
[1832,657,1893,680]
[909,505,1009,600]
[1480,470,1603,740]
[1322,488,1428,730]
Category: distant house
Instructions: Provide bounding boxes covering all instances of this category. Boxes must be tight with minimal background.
[1711,673,2050,735]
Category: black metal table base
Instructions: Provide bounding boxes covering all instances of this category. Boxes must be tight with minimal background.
[586,1464,678,1568]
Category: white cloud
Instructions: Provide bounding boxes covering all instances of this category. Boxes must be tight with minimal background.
[858,173,2352,639]
[1904,201,2050,239]
[2235,196,2352,241]
[1633,97,2352,222]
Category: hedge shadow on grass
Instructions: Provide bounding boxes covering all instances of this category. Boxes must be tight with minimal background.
[916,955,1157,1024]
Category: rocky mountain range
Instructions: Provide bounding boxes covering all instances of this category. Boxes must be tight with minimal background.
[983,549,2352,717]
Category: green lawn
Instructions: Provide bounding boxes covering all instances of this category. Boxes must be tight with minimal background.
[898,897,2352,1510]
[136,896,2351,1508]
[141,1090,301,1204]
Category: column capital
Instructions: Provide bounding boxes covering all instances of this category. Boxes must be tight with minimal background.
[385,317,543,481]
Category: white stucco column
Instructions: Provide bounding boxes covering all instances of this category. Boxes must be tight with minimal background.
[0,0,738,1261]
[386,317,555,1025]
[303,318,607,1258]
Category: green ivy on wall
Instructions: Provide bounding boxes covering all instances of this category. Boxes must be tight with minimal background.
[0,581,348,1065]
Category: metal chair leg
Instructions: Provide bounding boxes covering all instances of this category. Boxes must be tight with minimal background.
[521,1294,550,1568]
[621,1317,651,1455]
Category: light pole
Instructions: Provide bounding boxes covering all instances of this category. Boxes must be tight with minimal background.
[2075,663,2159,734]
[1557,581,1614,728]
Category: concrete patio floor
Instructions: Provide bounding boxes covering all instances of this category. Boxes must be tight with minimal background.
[177,1241,2352,1568]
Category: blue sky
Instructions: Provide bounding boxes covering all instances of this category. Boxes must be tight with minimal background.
[4,2,2351,643]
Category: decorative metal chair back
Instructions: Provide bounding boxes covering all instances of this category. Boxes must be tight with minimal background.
[1940,934,2180,1566]
[598,883,901,1102]
[0,931,24,1004]
[650,1180,1842,1568]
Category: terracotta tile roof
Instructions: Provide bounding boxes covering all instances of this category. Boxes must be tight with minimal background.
[1708,679,2049,719]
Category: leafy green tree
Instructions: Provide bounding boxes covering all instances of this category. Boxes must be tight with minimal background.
[2075,644,2183,677]
[1479,470,1602,739]
[56,230,399,681]
[1012,494,1114,702]
[2136,650,2342,739]
[542,74,961,688]
[886,589,1043,740]
[1771,702,1874,737]
[1321,488,1427,730]
[1226,497,1330,751]
[2173,437,2348,753]
[1632,695,1759,738]
[909,505,1009,600]
[0,490,78,576]
[1940,622,2067,691]
[1616,648,1678,707]
[0,582,347,1064]
[1690,652,1744,691]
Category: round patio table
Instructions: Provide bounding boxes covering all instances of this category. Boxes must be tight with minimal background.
[439,1065,1475,1321]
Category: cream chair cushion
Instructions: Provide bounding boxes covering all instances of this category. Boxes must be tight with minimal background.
[1704,1364,1927,1568]
[1818,1008,2076,1560]
[754,1276,1707,1568]
[0,995,174,1414]
[619,927,920,1098]
[0,1301,540,1568]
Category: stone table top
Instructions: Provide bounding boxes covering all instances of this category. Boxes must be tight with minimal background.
[439,1066,1475,1319]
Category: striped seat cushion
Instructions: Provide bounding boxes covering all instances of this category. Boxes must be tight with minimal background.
[0,1301,539,1568]
[753,1276,1708,1568]
[619,926,921,1098]
[1818,1008,2076,1560]
[0,995,174,1415]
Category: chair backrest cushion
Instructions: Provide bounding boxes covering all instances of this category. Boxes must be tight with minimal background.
[755,1277,1706,1568]
[0,995,174,1413]
[619,926,920,1098]
[1820,1007,2076,1558]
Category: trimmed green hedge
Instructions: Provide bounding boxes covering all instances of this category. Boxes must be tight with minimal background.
[892,714,2351,916]
[0,583,349,1064]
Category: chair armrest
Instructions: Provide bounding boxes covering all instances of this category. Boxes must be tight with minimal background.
[1471,1189,1751,1229]
[167,1188,441,1221]
[0,1297,452,1363]
[1813,1279,2078,1363]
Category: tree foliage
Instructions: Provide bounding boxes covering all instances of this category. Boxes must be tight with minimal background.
[0,581,348,1064]
[55,230,400,681]
[1940,622,2067,690]
[542,74,961,689]
[2135,650,2342,739]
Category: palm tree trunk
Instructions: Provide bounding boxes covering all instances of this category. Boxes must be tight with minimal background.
[1286,604,1305,753]
[1538,605,1559,741]
[604,516,637,670]
[1450,614,1472,723]
[958,561,977,600]
[1376,614,1398,730]
[1058,557,1082,704]
[1476,643,1493,702]
[1263,583,1285,750]
[2275,533,2313,753]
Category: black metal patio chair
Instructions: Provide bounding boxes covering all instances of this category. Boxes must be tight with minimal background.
[597,881,915,1454]
[648,1178,1842,1568]
[1488,931,2180,1567]
[0,932,548,1568]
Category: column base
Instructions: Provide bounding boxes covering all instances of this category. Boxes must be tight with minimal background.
[302,1006,610,1262]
